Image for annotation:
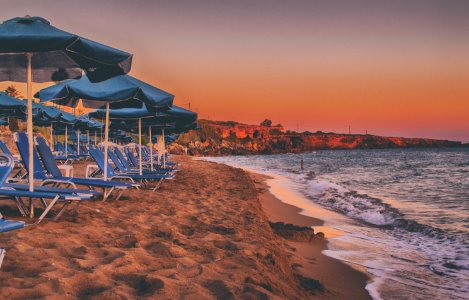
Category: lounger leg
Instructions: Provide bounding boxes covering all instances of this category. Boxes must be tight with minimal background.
[29,197,34,219]
[152,179,164,191]
[40,198,48,208]
[52,201,72,221]
[14,197,27,217]
[115,189,125,201]
[102,188,108,201]
[0,248,5,269]
[36,195,60,224]
[68,201,82,215]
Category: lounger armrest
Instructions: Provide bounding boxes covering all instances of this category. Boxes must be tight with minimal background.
[110,176,136,183]
[41,179,78,190]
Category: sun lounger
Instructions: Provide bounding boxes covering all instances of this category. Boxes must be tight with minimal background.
[33,136,139,200]
[89,147,173,191]
[0,211,25,269]
[0,153,93,223]
[125,147,176,172]
[109,148,171,176]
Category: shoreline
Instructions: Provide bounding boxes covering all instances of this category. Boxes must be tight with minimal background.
[247,171,372,300]
[0,156,371,299]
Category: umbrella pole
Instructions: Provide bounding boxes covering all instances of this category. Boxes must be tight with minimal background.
[50,123,54,151]
[87,130,90,148]
[149,126,153,171]
[77,129,80,155]
[65,125,68,158]
[163,129,166,168]
[94,131,97,146]
[104,103,110,181]
[139,118,142,175]
[26,53,34,193]
[157,135,161,165]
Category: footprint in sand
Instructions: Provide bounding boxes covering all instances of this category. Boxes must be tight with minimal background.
[112,273,164,296]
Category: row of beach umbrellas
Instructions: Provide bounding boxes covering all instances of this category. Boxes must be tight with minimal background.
[0,15,197,190]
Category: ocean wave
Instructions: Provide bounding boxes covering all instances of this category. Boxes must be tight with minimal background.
[296,176,461,241]
[298,177,400,226]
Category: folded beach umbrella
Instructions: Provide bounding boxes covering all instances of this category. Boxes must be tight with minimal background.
[0,15,133,191]
[36,74,174,180]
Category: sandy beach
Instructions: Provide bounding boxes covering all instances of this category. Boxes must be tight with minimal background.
[0,156,370,299]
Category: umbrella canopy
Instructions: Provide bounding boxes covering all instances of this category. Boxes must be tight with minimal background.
[31,103,64,123]
[68,133,93,143]
[36,75,173,180]
[0,92,25,118]
[0,92,24,109]
[92,105,197,130]
[75,114,103,132]
[0,15,133,193]
[91,104,196,171]
[36,74,174,109]
[0,16,132,82]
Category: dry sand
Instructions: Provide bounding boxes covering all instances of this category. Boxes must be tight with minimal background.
[0,156,370,299]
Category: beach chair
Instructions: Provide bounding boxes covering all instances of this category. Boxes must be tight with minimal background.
[54,142,76,164]
[0,153,93,223]
[89,147,174,191]
[0,140,24,178]
[125,147,176,172]
[33,136,139,201]
[0,211,25,269]
[109,148,172,176]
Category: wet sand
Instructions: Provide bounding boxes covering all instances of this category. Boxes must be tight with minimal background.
[0,156,370,299]
[250,172,372,300]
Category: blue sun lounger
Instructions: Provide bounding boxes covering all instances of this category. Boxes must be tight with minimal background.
[32,137,141,201]
[53,142,76,164]
[0,153,93,223]
[124,147,176,172]
[0,140,24,178]
[0,211,25,269]
[89,147,174,191]
[1,140,100,198]
[109,148,172,176]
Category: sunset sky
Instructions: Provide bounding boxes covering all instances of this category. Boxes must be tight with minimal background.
[1,0,468,141]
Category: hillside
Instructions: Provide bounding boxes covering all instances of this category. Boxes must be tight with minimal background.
[170,120,463,156]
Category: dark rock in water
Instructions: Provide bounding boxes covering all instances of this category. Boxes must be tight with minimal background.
[443,262,463,270]
[269,222,315,242]
[295,274,324,292]
[315,232,325,239]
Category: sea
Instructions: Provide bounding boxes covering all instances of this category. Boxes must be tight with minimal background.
[203,148,469,300]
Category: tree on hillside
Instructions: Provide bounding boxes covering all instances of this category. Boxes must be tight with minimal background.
[260,119,272,127]
[4,85,22,98]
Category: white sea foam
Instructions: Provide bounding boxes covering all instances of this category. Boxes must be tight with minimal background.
[200,151,469,300]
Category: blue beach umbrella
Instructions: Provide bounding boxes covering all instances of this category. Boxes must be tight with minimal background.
[0,15,133,192]
[0,92,27,119]
[36,74,174,180]
[92,104,197,170]
[76,115,103,146]
[31,105,77,155]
